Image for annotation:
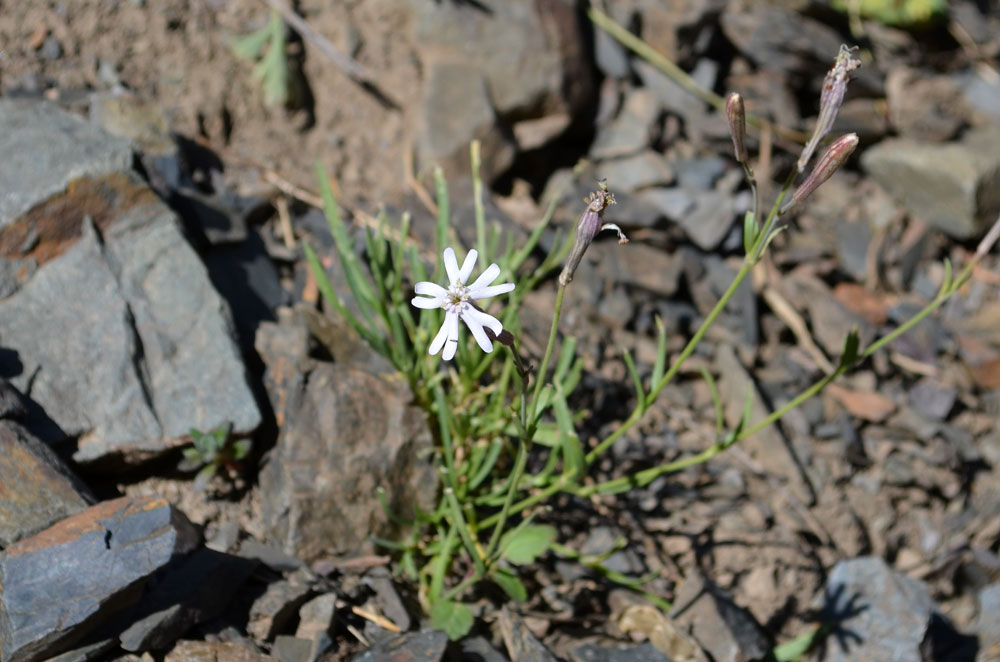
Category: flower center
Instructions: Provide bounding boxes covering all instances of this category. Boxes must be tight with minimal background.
[447,283,469,308]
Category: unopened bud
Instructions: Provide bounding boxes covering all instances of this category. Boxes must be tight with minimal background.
[559,181,627,286]
[798,45,861,172]
[791,133,858,206]
[726,93,748,164]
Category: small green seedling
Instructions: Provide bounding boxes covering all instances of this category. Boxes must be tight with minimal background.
[231,10,292,108]
[178,424,250,492]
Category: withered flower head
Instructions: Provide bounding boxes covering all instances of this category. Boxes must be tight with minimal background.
[726,92,748,164]
[791,133,858,206]
[797,45,862,172]
[559,180,628,286]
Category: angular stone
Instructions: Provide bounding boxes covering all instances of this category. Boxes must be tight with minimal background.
[570,643,670,662]
[592,89,660,160]
[117,549,257,653]
[246,576,313,642]
[0,99,132,229]
[668,574,771,662]
[293,593,337,662]
[257,312,436,560]
[0,495,199,662]
[0,420,93,548]
[499,607,557,662]
[164,640,266,662]
[0,170,260,462]
[597,151,675,193]
[415,61,514,183]
[861,127,1000,239]
[353,630,448,662]
[410,0,590,120]
[815,557,964,661]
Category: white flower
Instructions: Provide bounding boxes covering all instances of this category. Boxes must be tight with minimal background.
[411,247,515,360]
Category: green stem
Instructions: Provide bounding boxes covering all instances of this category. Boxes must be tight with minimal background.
[445,488,485,576]
[582,259,980,496]
[478,476,570,531]
[484,439,530,563]
[530,283,566,415]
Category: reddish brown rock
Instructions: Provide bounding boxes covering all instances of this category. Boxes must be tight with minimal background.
[0,421,93,548]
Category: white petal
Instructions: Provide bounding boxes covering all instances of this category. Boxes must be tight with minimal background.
[442,311,460,361]
[414,281,448,298]
[468,282,515,300]
[468,263,501,291]
[464,306,503,337]
[443,247,460,284]
[412,296,443,309]
[428,317,450,356]
[458,249,478,284]
[461,309,493,353]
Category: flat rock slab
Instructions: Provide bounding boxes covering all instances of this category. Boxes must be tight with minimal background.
[0,103,260,462]
[353,630,448,662]
[668,573,770,662]
[0,495,199,662]
[165,640,267,662]
[0,99,133,229]
[0,420,93,548]
[861,126,1000,239]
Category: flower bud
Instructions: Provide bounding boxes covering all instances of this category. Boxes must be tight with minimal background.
[726,93,748,164]
[558,182,627,286]
[798,45,861,172]
[791,133,858,206]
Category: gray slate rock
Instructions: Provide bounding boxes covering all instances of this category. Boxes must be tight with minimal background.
[353,630,448,662]
[0,183,260,462]
[246,576,314,642]
[861,127,1000,239]
[0,495,199,662]
[256,312,436,560]
[293,593,337,662]
[815,556,962,662]
[0,99,132,228]
[165,640,267,662]
[0,420,93,548]
[977,582,1000,653]
[117,548,257,652]
[668,574,771,662]
[592,89,660,160]
[597,151,675,193]
[570,643,670,662]
[500,606,558,662]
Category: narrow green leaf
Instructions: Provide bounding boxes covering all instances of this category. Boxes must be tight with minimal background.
[491,567,528,602]
[938,257,953,297]
[193,464,217,492]
[430,599,473,641]
[743,210,759,256]
[429,526,457,603]
[434,166,451,264]
[554,392,584,481]
[468,438,504,491]
[839,326,860,369]
[499,524,556,565]
[471,141,487,263]
[532,384,555,420]
[622,348,646,413]
[650,315,667,393]
[315,162,377,319]
[772,625,824,661]
[553,337,578,385]
[698,365,725,436]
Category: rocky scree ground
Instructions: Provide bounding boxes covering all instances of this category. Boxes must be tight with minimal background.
[2,1,1000,662]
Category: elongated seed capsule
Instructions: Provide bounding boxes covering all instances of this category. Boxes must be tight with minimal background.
[726,92,748,164]
[798,45,862,172]
[791,133,859,205]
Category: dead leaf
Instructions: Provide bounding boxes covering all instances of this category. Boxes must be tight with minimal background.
[971,357,1000,390]
[833,282,888,325]
[617,604,707,662]
[826,383,895,422]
